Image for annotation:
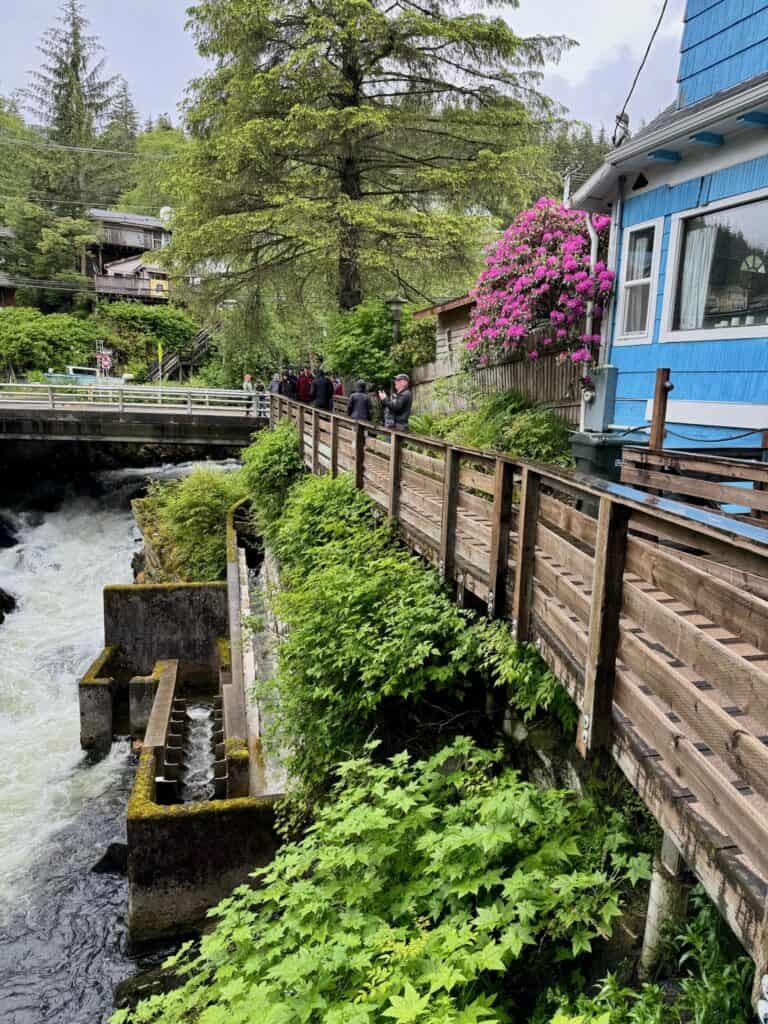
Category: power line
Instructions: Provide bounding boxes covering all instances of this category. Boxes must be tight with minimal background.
[613,0,670,144]
[0,191,165,214]
[0,133,177,160]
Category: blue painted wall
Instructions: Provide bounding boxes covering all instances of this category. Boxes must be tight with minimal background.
[679,0,768,106]
[609,152,768,447]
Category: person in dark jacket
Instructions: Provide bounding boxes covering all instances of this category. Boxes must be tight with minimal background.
[346,380,371,421]
[310,369,334,410]
[297,366,314,403]
[286,369,298,398]
[378,373,412,430]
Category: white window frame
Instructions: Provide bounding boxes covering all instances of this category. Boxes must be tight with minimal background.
[660,184,768,343]
[613,217,663,347]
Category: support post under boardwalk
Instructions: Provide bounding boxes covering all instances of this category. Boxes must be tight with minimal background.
[639,832,688,979]
[488,459,515,618]
[577,496,629,756]
[354,424,365,490]
[330,416,339,478]
[511,467,540,643]
[388,432,403,520]
[439,446,459,582]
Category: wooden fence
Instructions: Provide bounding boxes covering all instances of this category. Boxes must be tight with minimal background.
[271,394,768,979]
[621,446,768,526]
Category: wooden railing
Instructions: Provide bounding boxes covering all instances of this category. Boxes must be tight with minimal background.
[622,446,768,525]
[271,394,768,974]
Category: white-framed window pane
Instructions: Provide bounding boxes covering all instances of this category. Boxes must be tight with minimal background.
[624,283,650,334]
[673,197,768,331]
[626,227,655,281]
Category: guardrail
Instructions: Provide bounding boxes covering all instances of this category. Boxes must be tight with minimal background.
[0,382,270,417]
[271,393,768,979]
[621,446,768,525]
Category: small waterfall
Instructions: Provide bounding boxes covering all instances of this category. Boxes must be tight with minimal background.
[180,704,215,803]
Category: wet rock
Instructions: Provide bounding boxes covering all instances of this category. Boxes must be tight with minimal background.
[0,588,17,625]
[0,514,17,549]
[91,841,128,876]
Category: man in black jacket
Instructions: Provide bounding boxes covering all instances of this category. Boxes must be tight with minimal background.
[346,380,371,421]
[378,373,412,430]
[309,369,334,410]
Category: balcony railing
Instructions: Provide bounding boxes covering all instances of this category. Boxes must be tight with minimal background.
[94,275,169,300]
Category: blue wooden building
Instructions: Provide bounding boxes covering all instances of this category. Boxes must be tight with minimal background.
[574,0,768,448]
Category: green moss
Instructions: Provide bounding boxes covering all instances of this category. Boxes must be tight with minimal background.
[216,637,231,672]
[128,748,276,822]
[81,645,119,686]
[225,737,249,762]
[105,582,227,594]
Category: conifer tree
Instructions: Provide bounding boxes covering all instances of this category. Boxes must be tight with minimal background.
[171,0,572,310]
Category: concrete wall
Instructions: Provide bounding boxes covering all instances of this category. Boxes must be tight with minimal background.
[127,748,279,940]
[104,583,228,678]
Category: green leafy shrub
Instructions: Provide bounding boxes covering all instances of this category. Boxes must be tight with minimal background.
[137,467,247,581]
[114,738,641,1024]
[501,408,573,466]
[240,421,305,534]
[324,300,397,384]
[540,890,753,1024]
[258,474,488,803]
[391,313,437,370]
[0,306,103,374]
[96,302,200,354]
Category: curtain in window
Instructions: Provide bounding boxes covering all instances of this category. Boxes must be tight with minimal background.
[678,225,717,330]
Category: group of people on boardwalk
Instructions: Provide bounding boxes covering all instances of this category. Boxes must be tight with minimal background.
[245,366,413,430]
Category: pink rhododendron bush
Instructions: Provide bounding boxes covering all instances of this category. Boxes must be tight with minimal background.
[466,197,614,366]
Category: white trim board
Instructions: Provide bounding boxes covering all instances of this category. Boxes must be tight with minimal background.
[644,398,768,430]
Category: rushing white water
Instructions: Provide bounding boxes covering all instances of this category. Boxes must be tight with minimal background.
[0,496,137,914]
[181,704,215,803]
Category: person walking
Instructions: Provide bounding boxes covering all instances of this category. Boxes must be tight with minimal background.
[378,373,412,431]
[242,373,255,415]
[284,368,298,399]
[346,379,371,421]
[297,366,314,403]
[310,368,334,410]
[268,372,282,394]
[333,375,344,396]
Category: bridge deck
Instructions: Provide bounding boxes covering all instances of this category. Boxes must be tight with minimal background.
[271,395,768,977]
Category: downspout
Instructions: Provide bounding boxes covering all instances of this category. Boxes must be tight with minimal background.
[600,177,624,366]
[579,212,600,431]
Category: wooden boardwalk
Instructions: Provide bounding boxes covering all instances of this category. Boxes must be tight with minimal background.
[271,395,768,978]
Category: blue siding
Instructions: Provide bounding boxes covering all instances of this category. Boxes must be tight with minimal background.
[609,152,768,446]
[679,0,768,106]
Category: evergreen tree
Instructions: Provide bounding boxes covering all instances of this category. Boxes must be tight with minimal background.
[21,0,120,213]
[170,0,571,310]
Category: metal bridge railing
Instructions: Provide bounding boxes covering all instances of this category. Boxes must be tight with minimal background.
[0,382,270,418]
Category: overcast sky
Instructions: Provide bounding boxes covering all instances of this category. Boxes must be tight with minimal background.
[0,0,685,133]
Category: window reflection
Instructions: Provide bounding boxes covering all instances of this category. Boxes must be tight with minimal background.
[674,199,768,330]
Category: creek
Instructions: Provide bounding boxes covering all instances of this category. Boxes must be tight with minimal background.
[0,462,226,1024]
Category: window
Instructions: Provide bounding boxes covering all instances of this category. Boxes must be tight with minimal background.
[616,220,660,342]
[672,197,768,333]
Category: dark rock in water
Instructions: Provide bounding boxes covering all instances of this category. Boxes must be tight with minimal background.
[0,514,17,548]
[0,588,17,625]
[91,841,128,876]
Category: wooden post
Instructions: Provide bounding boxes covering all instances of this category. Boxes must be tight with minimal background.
[488,459,515,619]
[439,447,460,582]
[577,496,630,756]
[388,432,403,520]
[268,394,276,429]
[639,832,688,979]
[649,367,672,450]
[756,429,768,521]
[297,405,306,464]
[354,423,365,490]
[330,416,339,478]
[311,410,319,475]
[511,467,540,643]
